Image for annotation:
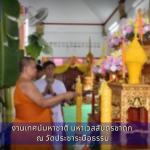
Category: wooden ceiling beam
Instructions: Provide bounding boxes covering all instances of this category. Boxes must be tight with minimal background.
[103,6,119,25]
[42,22,103,26]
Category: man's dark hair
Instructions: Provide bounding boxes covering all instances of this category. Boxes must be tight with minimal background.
[19,57,34,73]
[36,64,43,72]
[43,61,56,69]
[37,59,42,65]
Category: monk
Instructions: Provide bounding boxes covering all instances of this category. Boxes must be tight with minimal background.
[11,57,79,150]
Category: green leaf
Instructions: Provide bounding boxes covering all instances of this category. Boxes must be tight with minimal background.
[7,35,19,49]
[5,16,19,38]
[38,36,53,54]
[38,36,48,46]
[28,34,39,43]
[1,0,20,18]
[26,42,42,60]
[0,14,6,87]
[0,0,24,88]
[26,32,53,60]
[42,45,53,55]
[31,32,41,37]
[0,94,6,108]
[0,46,24,87]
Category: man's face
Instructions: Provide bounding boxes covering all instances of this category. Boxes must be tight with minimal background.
[44,64,55,78]
[25,60,37,79]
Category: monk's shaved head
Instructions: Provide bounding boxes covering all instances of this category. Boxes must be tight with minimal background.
[19,57,34,72]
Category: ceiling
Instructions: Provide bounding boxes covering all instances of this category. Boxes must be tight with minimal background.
[81,0,119,24]
[43,0,119,25]
[19,0,136,25]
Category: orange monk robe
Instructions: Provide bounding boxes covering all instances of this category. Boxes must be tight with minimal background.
[11,81,54,150]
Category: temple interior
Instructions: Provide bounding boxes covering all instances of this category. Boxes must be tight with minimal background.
[1,0,150,150]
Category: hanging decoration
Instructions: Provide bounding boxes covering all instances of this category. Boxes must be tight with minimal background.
[42,56,88,74]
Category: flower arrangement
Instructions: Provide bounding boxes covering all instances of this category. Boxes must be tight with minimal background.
[103,50,123,72]
[93,49,128,75]
[93,57,106,75]
[121,17,135,41]
[107,31,122,48]
[142,17,150,40]
[121,16,150,41]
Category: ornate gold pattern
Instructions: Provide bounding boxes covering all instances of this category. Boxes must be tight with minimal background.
[112,95,120,119]
[118,1,127,19]
[142,45,150,64]
[141,74,150,84]
[36,24,44,35]
[108,83,150,122]
[141,45,150,84]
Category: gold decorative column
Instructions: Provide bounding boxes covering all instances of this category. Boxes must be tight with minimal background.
[81,37,95,91]
[102,25,107,36]
[100,82,112,150]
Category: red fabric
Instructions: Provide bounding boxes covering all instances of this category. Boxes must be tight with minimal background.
[127,107,147,122]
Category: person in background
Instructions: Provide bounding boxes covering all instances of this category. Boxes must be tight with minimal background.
[69,78,77,105]
[36,64,45,80]
[34,60,67,150]
[71,78,77,91]
[11,57,79,150]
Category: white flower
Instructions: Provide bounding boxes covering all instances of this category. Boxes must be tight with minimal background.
[110,65,117,72]
[123,30,126,35]
[144,26,149,32]
[111,39,115,44]
[98,68,101,73]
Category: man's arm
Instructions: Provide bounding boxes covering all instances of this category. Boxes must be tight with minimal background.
[19,81,77,108]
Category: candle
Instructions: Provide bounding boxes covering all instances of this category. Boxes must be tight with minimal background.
[102,39,106,56]
[121,40,125,78]
[75,76,82,123]
[92,90,95,116]
[100,82,112,122]
[100,82,112,150]
[133,16,139,40]
[138,8,143,41]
